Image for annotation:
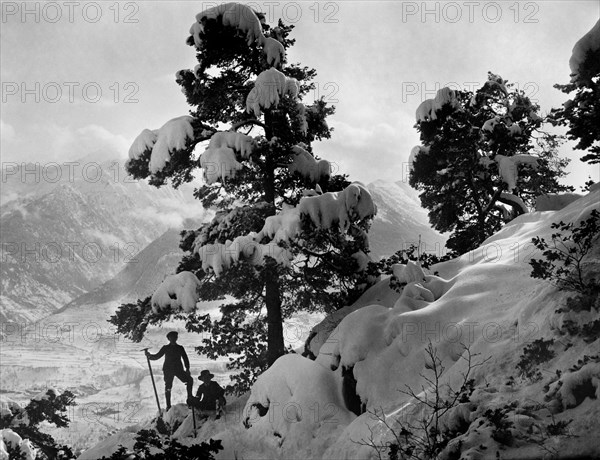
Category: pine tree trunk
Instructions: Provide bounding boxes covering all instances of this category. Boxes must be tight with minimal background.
[263,109,285,366]
[265,269,285,365]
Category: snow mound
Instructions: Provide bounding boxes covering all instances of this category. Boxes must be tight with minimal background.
[546,362,600,409]
[306,277,401,358]
[315,189,600,458]
[148,116,195,173]
[535,193,583,211]
[151,271,201,313]
[243,354,355,451]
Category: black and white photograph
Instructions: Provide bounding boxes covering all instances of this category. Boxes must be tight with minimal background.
[1,1,599,458]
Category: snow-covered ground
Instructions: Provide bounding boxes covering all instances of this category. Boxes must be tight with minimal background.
[0,295,321,455]
[71,190,600,459]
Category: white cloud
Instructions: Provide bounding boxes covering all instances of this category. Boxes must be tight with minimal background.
[37,123,130,163]
[316,111,419,185]
[76,124,130,157]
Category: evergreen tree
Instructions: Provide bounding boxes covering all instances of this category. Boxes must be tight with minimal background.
[110,4,377,393]
[0,389,76,460]
[551,20,600,164]
[409,73,572,254]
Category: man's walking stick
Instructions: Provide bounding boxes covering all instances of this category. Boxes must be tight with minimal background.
[191,404,197,436]
[142,348,162,413]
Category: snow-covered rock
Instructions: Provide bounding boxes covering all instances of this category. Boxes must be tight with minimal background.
[243,354,354,451]
[546,362,600,409]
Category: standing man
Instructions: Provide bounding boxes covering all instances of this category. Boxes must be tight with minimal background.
[145,331,193,411]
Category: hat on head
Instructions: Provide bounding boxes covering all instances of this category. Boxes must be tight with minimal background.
[198,370,214,380]
[166,331,178,340]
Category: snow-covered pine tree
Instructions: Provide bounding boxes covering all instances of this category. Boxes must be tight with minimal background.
[409,73,572,254]
[551,19,600,165]
[0,389,76,460]
[110,3,377,392]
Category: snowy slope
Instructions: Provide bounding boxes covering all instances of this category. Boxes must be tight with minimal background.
[367,180,447,259]
[78,190,599,459]
[56,228,185,312]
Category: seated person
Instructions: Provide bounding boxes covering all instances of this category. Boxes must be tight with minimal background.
[189,370,226,414]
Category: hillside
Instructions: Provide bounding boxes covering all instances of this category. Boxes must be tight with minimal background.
[56,228,184,312]
[367,180,447,259]
[75,190,599,460]
[0,158,204,324]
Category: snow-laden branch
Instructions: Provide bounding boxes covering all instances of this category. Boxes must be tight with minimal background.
[231,119,266,132]
[415,87,460,122]
[287,145,330,183]
[246,68,299,117]
[151,271,201,313]
[297,182,377,232]
[128,116,195,173]
[199,131,257,184]
[497,192,528,215]
[0,429,36,460]
[196,233,293,276]
[494,154,539,193]
[189,2,286,67]
[569,18,600,82]
[193,183,377,277]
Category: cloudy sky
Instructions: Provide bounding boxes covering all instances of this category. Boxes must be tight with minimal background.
[2,1,599,189]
